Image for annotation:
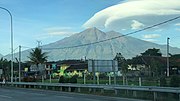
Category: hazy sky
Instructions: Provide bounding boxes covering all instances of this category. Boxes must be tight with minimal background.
[0,0,180,55]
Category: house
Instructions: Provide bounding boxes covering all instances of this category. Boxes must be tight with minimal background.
[64,63,88,77]
[128,56,167,77]
[45,60,87,77]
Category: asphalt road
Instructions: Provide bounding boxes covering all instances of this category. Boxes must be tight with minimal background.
[0,87,147,101]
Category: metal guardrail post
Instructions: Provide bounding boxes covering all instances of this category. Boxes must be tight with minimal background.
[78,87,81,93]
[46,86,48,90]
[89,88,92,93]
[153,92,157,101]
[52,86,55,90]
[60,86,62,91]
[101,88,104,94]
[133,91,137,97]
[68,87,71,92]
[115,89,118,95]
[126,90,129,96]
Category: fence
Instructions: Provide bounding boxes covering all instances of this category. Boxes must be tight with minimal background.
[0,82,180,101]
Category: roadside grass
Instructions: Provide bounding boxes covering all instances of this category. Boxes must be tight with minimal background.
[37,77,160,86]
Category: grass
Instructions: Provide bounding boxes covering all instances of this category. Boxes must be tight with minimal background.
[36,77,160,86]
[76,77,159,86]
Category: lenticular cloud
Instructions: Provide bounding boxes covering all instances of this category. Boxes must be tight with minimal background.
[83,0,180,31]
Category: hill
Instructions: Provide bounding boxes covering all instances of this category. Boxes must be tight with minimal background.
[4,27,180,61]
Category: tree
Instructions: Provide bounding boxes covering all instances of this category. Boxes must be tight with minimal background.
[150,58,163,77]
[141,48,162,56]
[140,48,164,77]
[0,58,10,80]
[28,47,48,65]
[114,53,128,85]
[170,75,180,87]
[27,47,48,81]
[170,54,180,70]
[129,48,164,77]
[114,53,128,74]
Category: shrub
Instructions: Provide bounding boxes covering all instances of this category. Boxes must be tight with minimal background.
[69,75,77,83]
[170,75,180,87]
[160,76,167,87]
[59,76,65,83]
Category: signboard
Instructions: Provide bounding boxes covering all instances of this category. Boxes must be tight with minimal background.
[0,69,3,75]
[38,64,45,71]
[30,64,45,72]
[88,60,118,72]
[30,65,38,71]
[52,64,57,70]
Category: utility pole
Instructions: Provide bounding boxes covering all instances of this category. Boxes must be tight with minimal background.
[19,45,21,82]
[0,7,14,83]
[167,37,170,77]
[37,40,42,48]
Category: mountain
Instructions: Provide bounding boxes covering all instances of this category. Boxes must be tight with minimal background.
[4,27,180,61]
[0,54,3,58]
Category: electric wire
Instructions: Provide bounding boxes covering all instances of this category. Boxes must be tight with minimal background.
[41,16,180,50]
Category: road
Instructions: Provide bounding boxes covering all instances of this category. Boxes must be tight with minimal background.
[0,87,146,101]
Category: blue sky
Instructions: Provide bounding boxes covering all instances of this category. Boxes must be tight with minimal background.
[0,0,180,55]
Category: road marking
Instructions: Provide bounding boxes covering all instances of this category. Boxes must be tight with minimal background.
[54,95,74,99]
[54,95,100,101]
[0,95,12,99]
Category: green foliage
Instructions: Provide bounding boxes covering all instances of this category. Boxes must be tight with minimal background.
[0,58,11,78]
[28,47,48,65]
[171,54,180,59]
[160,76,167,87]
[170,75,180,87]
[23,76,36,82]
[59,75,78,83]
[150,58,163,77]
[59,76,66,83]
[141,48,162,56]
[114,53,128,75]
[129,48,164,77]
[170,54,180,69]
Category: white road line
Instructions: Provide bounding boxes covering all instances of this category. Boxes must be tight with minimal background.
[0,95,12,99]
[28,93,46,96]
[54,95,74,99]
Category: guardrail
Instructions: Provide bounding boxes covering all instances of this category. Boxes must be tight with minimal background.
[0,82,180,101]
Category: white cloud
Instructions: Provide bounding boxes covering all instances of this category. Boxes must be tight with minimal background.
[175,23,180,26]
[121,29,127,31]
[155,29,163,32]
[45,27,72,31]
[143,39,157,42]
[131,20,144,29]
[83,0,180,31]
[34,27,76,40]
[175,28,180,31]
[44,27,75,36]
[143,34,161,39]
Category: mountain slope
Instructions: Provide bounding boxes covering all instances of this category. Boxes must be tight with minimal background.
[0,54,3,58]
[4,27,180,61]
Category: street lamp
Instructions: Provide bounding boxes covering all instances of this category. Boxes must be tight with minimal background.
[167,37,170,77]
[0,7,14,82]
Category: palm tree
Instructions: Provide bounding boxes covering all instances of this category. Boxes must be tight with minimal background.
[27,47,48,82]
[28,47,48,65]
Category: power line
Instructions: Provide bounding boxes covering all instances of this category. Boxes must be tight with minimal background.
[21,46,33,49]
[41,16,180,50]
